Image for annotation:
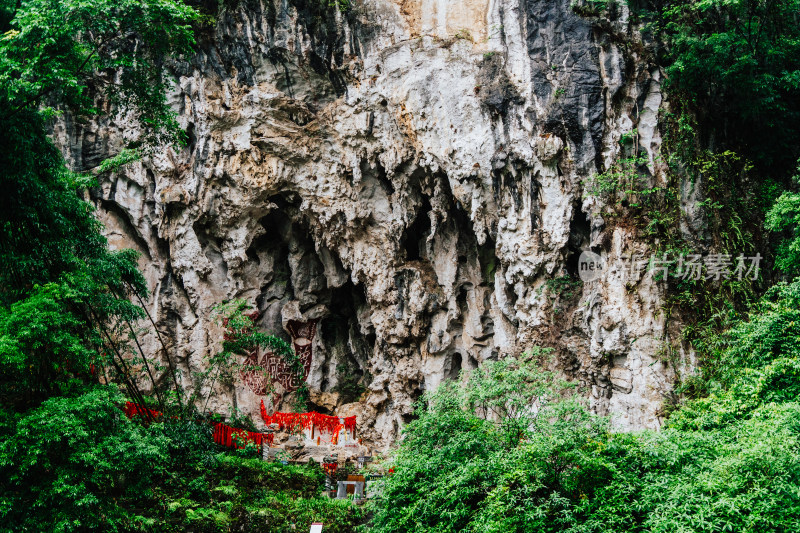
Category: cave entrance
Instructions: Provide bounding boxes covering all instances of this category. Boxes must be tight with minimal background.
[401,195,432,261]
[445,352,463,381]
[566,207,591,277]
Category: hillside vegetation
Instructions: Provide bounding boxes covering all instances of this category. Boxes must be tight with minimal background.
[2,0,800,531]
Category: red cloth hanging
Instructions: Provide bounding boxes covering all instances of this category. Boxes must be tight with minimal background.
[343,416,356,434]
[122,402,273,450]
[122,401,162,420]
[212,422,270,450]
[331,423,344,445]
[260,408,357,443]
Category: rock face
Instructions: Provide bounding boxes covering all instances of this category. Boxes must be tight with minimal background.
[58,0,695,446]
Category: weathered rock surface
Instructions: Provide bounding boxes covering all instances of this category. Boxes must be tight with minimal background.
[57,0,695,446]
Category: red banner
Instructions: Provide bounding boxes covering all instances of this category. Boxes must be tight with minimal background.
[212,422,273,449]
[122,402,274,450]
[122,401,162,420]
[260,399,356,443]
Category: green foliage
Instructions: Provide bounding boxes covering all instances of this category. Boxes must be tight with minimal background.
[0,0,198,410]
[570,0,615,18]
[675,279,800,427]
[160,456,363,532]
[543,276,583,318]
[583,154,665,209]
[371,279,800,530]
[766,163,800,275]
[453,29,472,40]
[648,406,800,533]
[768,191,800,274]
[226,405,259,433]
[641,281,800,532]
[0,0,198,145]
[248,493,364,533]
[0,386,364,532]
[370,302,800,531]
[0,283,95,403]
[0,113,145,306]
[325,0,351,12]
[573,0,800,339]
[212,455,324,499]
[94,148,142,175]
[582,128,664,211]
[0,386,170,531]
[546,276,583,299]
[369,354,608,532]
[583,116,759,356]
[629,0,800,171]
[0,3,362,531]
[652,148,758,338]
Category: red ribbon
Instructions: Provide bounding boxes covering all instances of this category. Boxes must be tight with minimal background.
[259,400,357,444]
[344,416,356,434]
[122,401,162,420]
[122,402,274,450]
[212,422,272,449]
[121,400,369,450]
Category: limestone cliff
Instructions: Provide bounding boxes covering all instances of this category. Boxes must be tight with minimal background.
[57,0,695,445]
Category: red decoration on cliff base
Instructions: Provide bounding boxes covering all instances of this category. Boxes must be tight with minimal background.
[212,422,273,449]
[123,400,358,453]
[260,399,356,444]
[122,401,162,420]
[122,402,274,450]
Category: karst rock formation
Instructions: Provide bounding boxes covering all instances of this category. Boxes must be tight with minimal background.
[56,0,697,446]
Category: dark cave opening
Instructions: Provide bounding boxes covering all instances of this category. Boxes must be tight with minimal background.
[185,122,197,153]
[566,207,591,278]
[249,210,294,330]
[445,352,463,381]
[305,400,334,416]
[478,235,498,284]
[267,191,302,210]
[319,281,373,402]
[244,205,376,408]
[402,196,432,261]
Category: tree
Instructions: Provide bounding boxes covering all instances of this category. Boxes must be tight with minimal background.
[0,0,198,408]
[635,0,800,170]
[766,162,800,276]
[370,297,800,532]
[369,353,608,533]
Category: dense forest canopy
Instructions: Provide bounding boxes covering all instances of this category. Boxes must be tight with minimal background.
[1,0,800,531]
